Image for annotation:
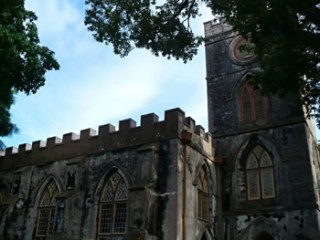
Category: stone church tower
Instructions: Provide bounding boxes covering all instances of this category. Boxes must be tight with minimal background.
[204,20,320,240]
[1,19,320,240]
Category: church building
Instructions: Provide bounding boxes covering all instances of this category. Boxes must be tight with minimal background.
[0,109,216,240]
[0,20,319,240]
[204,20,320,240]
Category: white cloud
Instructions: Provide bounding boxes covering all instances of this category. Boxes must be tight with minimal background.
[3,0,212,147]
[25,0,82,38]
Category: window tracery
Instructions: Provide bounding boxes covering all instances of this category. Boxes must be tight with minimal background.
[246,146,275,200]
[197,167,209,221]
[35,180,59,238]
[97,172,128,240]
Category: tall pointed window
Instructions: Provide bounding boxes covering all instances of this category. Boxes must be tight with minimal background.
[240,81,266,123]
[246,146,275,200]
[97,172,128,240]
[198,167,209,221]
[35,180,59,238]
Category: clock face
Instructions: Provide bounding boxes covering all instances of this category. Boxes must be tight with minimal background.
[230,36,256,63]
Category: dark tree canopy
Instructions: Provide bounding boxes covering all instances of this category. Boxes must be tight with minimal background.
[216,0,320,118]
[85,0,320,124]
[85,0,203,62]
[0,0,59,147]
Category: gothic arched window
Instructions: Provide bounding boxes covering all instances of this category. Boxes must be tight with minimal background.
[198,167,209,221]
[97,172,128,240]
[246,146,275,200]
[240,81,266,123]
[35,180,59,238]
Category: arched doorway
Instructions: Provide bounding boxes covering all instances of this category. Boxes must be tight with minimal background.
[254,232,274,240]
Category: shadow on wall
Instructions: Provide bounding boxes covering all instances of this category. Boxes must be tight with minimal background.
[254,232,274,240]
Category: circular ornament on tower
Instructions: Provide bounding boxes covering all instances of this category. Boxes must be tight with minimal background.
[230,36,256,64]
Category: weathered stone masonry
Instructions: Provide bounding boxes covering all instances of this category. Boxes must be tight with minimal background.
[204,20,320,240]
[0,108,217,240]
[1,20,320,240]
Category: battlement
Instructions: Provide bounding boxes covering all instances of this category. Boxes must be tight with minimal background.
[204,19,233,41]
[0,108,213,169]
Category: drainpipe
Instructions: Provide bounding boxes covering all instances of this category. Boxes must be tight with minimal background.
[181,130,192,240]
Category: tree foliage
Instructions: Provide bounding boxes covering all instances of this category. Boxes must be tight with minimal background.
[85,0,203,62]
[0,0,59,145]
[85,0,320,123]
[216,0,320,119]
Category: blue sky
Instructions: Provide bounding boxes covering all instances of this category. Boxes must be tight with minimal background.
[3,0,319,149]
[3,0,213,148]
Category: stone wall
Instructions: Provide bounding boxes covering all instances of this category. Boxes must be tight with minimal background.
[0,109,217,240]
[204,21,320,240]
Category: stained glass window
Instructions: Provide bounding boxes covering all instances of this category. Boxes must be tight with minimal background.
[35,180,59,238]
[246,146,275,200]
[97,172,128,240]
[198,167,209,221]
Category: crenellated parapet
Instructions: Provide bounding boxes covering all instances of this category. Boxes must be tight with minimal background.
[204,19,233,42]
[0,108,213,169]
